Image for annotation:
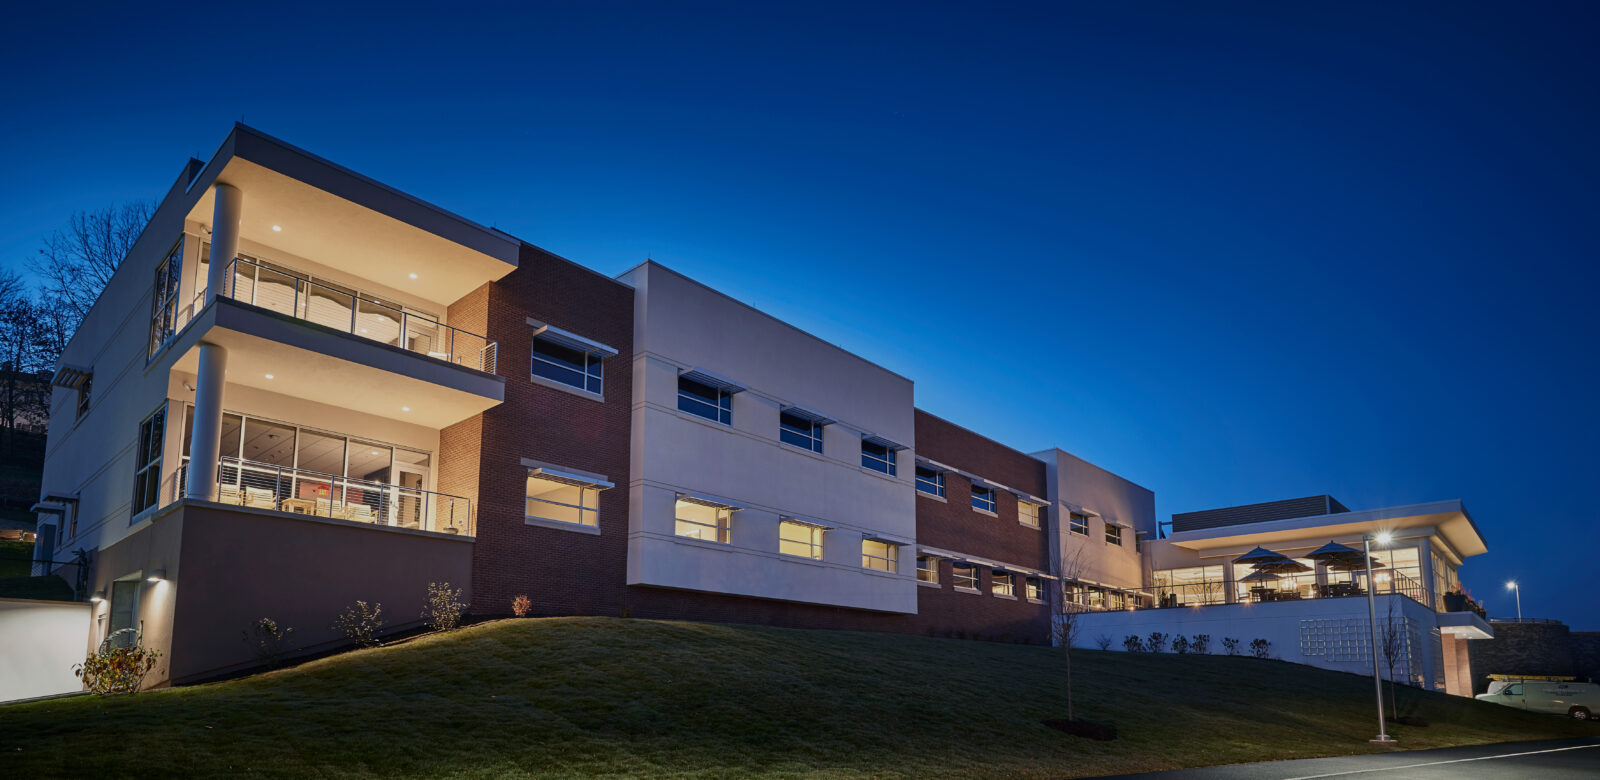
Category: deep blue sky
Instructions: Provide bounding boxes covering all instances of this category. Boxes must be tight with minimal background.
[3,2,1597,626]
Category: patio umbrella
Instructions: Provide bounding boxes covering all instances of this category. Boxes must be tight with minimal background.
[1305,541,1364,561]
[1323,555,1385,572]
[1251,558,1312,574]
[1233,546,1290,566]
[1239,570,1282,583]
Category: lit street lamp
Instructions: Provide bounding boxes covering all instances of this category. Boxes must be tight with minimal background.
[1506,580,1522,621]
[1364,532,1396,744]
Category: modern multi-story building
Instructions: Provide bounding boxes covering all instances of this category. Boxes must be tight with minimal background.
[15,125,1492,700]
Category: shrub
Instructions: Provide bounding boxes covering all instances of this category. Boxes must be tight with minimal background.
[1190,634,1211,654]
[1250,638,1272,659]
[423,582,466,632]
[1171,635,1189,654]
[1222,637,1241,656]
[334,601,385,647]
[512,594,531,617]
[242,617,294,667]
[74,630,161,695]
[1094,634,1114,651]
[1123,635,1143,652]
[1145,631,1168,653]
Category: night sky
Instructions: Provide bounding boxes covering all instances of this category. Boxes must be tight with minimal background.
[3,2,1596,627]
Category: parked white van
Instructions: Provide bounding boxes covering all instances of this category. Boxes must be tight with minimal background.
[1476,680,1599,720]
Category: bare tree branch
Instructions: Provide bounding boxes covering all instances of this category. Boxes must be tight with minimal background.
[32,201,154,330]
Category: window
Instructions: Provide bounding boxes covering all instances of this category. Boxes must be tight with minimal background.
[525,473,600,527]
[148,238,184,358]
[1105,524,1123,546]
[1134,533,1144,553]
[1063,582,1085,605]
[779,411,824,453]
[678,376,733,424]
[107,579,140,649]
[953,564,979,590]
[915,466,946,497]
[1018,501,1041,528]
[971,484,996,513]
[1087,587,1106,608]
[674,498,731,544]
[76,375,92,420]
[861,539,897,572]
[1025,577,1043,601]
[779,520,824,559]
[1069,512,1089,535]
[1108,591,1126,610]
[916,555,939,584]
[992,571,1015,597]
[131,407,166,517]
[530,334,604,393]
[861,440,897,475]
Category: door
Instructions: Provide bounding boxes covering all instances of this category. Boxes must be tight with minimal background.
[391,464,427,530]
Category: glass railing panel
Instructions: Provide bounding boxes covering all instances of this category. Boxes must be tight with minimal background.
[305,282,357,332]
[357,298,404,346]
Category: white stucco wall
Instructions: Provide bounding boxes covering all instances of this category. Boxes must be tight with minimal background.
[1037,448,1154,590]
[0,598,92,702]
[620,263,918,613]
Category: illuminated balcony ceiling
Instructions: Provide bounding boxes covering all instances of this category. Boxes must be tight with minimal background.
[1164,500,1488,559]
[185,126,519,310]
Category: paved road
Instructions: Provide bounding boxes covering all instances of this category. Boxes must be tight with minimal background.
[1085,736,1600,779]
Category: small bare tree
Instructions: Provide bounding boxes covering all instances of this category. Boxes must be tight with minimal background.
[1378,597,1406,716]
[1053,545,1090,722]
[32,201,154,338]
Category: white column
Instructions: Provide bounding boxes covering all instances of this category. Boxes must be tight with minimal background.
[184,344,229,501]
[206,183,243,304]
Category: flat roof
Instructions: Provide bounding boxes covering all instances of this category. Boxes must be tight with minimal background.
[1162,499,1488,559]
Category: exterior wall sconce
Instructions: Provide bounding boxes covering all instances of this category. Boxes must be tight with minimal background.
[147,569,167,582]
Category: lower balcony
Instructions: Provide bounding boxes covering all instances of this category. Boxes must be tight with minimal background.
[171,456,474,537]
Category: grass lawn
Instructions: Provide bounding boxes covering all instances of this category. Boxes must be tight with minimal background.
[1,617,1593,778]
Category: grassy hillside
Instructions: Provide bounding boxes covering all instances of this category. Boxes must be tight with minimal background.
[1,617,1593,778]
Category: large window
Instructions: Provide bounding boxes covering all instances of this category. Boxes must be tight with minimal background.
[916,555,939,584]
[971,484,996,513]
[1105,524,1122,546]
[1107,591,1126,610]
[1018,501,1041,528]
[915,466,946,497]
[861,440,897,475]
[992,571,1015,597]
[674,498,731,544]
[861,539,897,572]
[953,564,979,590]
[132,406,166,517]
[779,520,824,559]
[1069,512,1089,535]
[107,579,140,649]
[148,238,184,358]
[779,411,824,453]
[678,376,733,425]
[531,334,603,393]
[526,473,600,528]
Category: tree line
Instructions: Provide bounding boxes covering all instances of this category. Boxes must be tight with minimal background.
[0,202,153,458]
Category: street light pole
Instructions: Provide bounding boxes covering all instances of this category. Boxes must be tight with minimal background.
[1507,581,1522,621]
[1364,534,1395,744]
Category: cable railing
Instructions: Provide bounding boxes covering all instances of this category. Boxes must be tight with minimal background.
[1147,568,1431,610]
[170,456,473,536]
[175,257,498,374]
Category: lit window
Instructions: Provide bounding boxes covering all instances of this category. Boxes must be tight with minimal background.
[953,564,979,590]
[779,410,824,453]
[1018,501,1041,528]
[1069,512,1089,535]
[1025,577,1043,601]
[916,555,939,584]
[915,466,946,497]
[992,571,1015,597]
[861,539,897,572]
[525,473,600,527]
[1105,524,1123,546]
[1063,582,1085,605]
[131,406,166,517]
[1108,591,1126,610]
[1087,587,1106,608]
[860,440,897,475]
[971,484,996,513]
[678,376,733,425]
[530,333,604,393]
[779,520,824,560]
[674,498,731,544]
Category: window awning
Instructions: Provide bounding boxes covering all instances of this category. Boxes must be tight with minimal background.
[51,364,91,390]
[861,532,912,546]
[527,320,618,357]
[675,492,747,511]
[30,502,67,516]
[915,457,953,473]
[780,515,831,530]
[1011,490,1049,506]
[527,466,615,490]
[780,405,834,426]
[680,367,745,393]
[860,434,906,451]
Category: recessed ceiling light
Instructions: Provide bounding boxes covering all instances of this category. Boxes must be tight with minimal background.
[272,225,282,232]
[264,374,274,379]
[409,273,418,279]
[370,450,379,455]
[402,406,411,412]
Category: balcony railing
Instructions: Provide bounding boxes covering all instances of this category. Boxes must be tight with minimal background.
[171,456,473,536]
[1147,570,1430,610]
[174,257,497,374]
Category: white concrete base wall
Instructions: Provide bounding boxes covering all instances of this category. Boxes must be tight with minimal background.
[0,598,92,702]
[1072,595,1444,688]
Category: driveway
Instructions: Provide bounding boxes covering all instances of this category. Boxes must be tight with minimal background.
[1086,736,1600,779]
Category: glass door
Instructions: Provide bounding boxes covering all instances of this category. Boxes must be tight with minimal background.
[392,463,427,530]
